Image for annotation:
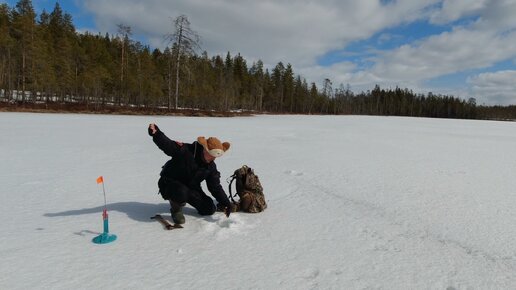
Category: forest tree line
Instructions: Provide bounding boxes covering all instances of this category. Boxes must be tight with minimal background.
[1,1,515,120]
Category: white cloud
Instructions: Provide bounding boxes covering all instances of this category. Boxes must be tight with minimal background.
[342,0,516,101]
[430,0,488,24]
[370,27,516,81]
[467,70,516,105]
[298,62,356,85]
[78,0,516,104]
[474,0,516,32]
[81,0,439,67]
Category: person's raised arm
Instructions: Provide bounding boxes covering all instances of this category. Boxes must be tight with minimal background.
[148,123,182,157]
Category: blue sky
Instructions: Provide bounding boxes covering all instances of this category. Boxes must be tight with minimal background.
[3,0,516,105]
[22,1,95,29]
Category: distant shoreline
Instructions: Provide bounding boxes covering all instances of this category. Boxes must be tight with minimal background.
[0,102,251,117]
[1,101,515,122]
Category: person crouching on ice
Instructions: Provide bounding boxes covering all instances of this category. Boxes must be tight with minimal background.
[148,123,234,224]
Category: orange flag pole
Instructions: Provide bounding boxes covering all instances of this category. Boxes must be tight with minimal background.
[96,176,107,211]
[93,176,117,244]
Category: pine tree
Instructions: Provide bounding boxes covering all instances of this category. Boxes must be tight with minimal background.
[308,82,318,114]
[283,63,294,112]
[0,4,14,100]
[12,0,37,102]
[250,60,264,111]
[212,54,225,110]
[271,62,285,112]
[34,8,55,102]
[48,2,75,102]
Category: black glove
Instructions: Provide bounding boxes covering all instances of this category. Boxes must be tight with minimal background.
[224,203,234,218]
[148,124,160,136]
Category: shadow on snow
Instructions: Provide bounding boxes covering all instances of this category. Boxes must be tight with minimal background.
[43,201,202,223]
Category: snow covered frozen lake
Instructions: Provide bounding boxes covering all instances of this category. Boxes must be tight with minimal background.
[1,112,516,289]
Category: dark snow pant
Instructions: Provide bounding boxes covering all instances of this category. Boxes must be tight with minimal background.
[158,178,216,215]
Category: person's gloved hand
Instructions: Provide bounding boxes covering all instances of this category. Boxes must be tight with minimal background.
[224,203,234,218]
[148,123,159,136]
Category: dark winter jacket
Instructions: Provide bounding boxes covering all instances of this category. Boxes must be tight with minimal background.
[152,129,231,207]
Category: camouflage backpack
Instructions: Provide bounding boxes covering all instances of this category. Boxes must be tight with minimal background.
[227,165,267,213]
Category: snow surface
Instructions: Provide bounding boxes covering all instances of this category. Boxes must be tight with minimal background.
[1,112,516,289]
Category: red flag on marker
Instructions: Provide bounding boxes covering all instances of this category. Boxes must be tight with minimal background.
[96,176,104,184]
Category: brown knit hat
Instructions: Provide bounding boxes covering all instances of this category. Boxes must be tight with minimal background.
[197,136,230,157]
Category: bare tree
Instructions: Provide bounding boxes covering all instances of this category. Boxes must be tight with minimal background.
[165,14,200,109]
[117,23,131,105]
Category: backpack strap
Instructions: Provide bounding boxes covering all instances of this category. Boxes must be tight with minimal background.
[227,173,237,203]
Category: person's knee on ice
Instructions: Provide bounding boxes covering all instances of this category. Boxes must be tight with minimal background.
[197,203,216,216]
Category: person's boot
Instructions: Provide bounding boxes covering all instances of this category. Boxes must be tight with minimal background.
[170,201,186,224]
